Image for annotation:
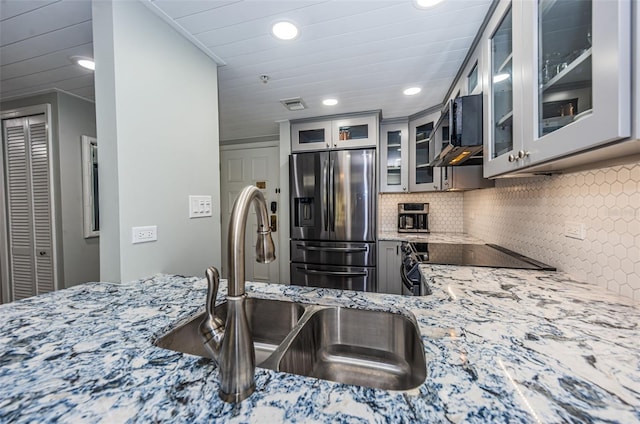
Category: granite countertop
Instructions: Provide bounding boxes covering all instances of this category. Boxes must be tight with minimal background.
[378,231,485,244]
[0,268,638,423]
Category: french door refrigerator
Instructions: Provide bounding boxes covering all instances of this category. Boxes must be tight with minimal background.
[290,148,376,292]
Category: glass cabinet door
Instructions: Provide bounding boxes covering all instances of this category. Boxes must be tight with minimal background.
[409,113,440,192]
[520,0,630,165]
[379,121,408,193]
[385,130,403,187]
[331,115,378,149]
[414,122,434,185]
[538,0,592,137]
[490,7,514,161]
[291,120,332,152]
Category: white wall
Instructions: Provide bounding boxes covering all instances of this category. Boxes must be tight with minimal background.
[57,92,99,286]
[93,0,221,282]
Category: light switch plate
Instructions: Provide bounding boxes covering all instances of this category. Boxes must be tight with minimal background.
[564,221,585,240]
[189,195,212,218]
[132,225,157,244]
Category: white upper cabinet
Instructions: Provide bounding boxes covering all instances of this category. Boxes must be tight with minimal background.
[291,113,378,152]
[379,119,409,193]
[485,0,632,178]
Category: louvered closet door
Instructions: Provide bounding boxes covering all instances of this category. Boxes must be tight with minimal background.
[2,115,54,300]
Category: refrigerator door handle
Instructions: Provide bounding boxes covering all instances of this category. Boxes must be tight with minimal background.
[295,244,368,253]
[295,267,368,277]
[322,159,329,231]
[329,158,335,232]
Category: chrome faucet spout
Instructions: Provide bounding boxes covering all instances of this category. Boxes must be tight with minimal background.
[200,185,276,403]
[228,185,276,296]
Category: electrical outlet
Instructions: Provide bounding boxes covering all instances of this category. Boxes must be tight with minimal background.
[189,195,213,218]
[132,225,157,244]
[564,221,585,240]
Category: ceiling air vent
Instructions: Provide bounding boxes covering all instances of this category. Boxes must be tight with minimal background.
[280,97,306,111]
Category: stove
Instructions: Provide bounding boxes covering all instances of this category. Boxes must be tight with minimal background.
[399,242,555,296]
[410,243,555,270]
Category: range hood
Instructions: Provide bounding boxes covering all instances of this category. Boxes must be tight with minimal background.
[430,94,483,167]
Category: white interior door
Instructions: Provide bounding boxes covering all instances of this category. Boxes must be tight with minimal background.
[220,145,280,283]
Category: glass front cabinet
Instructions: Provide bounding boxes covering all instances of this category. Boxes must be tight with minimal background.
[379,119,409,192]
[291,114,378,152]
[484,0,631,178]
[409,111,441,192]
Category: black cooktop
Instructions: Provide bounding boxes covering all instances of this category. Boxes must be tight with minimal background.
[410,243,556,271]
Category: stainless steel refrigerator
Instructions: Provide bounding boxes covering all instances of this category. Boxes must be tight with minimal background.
[290,148,376,291]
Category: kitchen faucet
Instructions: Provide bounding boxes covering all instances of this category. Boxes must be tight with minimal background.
[199,185,276,402]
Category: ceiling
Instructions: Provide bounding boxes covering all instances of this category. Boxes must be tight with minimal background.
[0,0,492,142]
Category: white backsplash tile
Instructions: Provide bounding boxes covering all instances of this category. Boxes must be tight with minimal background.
[378,192,464,233]
[464,163,640,302]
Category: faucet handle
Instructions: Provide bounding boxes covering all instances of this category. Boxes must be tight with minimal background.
[205,267,219,315]
[200,266,225,361]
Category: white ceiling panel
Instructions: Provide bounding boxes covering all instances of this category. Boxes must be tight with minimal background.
[2,73,94,100]
[149,0,241,20]
[1,64,91,92]
[0,0,91,46]
[0,42,93,80]
[175,1,325,35]
[0,0,59,21]
[0,20,92,65]
[0,0,493,142]
[196,1,400,48]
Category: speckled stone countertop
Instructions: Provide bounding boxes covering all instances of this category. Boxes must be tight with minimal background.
[378,231,485,243]
[1,269,638,423]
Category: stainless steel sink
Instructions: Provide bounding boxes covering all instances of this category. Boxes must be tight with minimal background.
[155,297,305,366]
[155,297,427,391]
[276,307,426,391]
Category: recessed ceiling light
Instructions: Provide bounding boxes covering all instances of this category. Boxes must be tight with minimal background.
[414,0,444,8]
[403,87,422,96]
[493,73,510,83]
[323,98,338,106]
[272,21,298,40]
[70,56,95,71]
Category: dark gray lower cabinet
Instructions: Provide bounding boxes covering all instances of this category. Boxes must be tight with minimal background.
[377,241,403,295]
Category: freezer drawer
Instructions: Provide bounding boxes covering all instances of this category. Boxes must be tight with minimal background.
[290,264,377,292]
[290,241,376,267]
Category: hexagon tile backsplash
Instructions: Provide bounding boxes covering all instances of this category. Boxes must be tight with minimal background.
[464,163,639,302]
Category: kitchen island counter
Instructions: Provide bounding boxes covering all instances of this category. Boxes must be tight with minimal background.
[1,269,638,423]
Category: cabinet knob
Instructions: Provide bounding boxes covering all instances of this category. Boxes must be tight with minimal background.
[402,186,406,191]
[508,154,516,162]
[333,143,337,147]
[517,150,530,159]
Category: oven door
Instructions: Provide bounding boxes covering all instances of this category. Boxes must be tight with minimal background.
[400,264,419,296]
